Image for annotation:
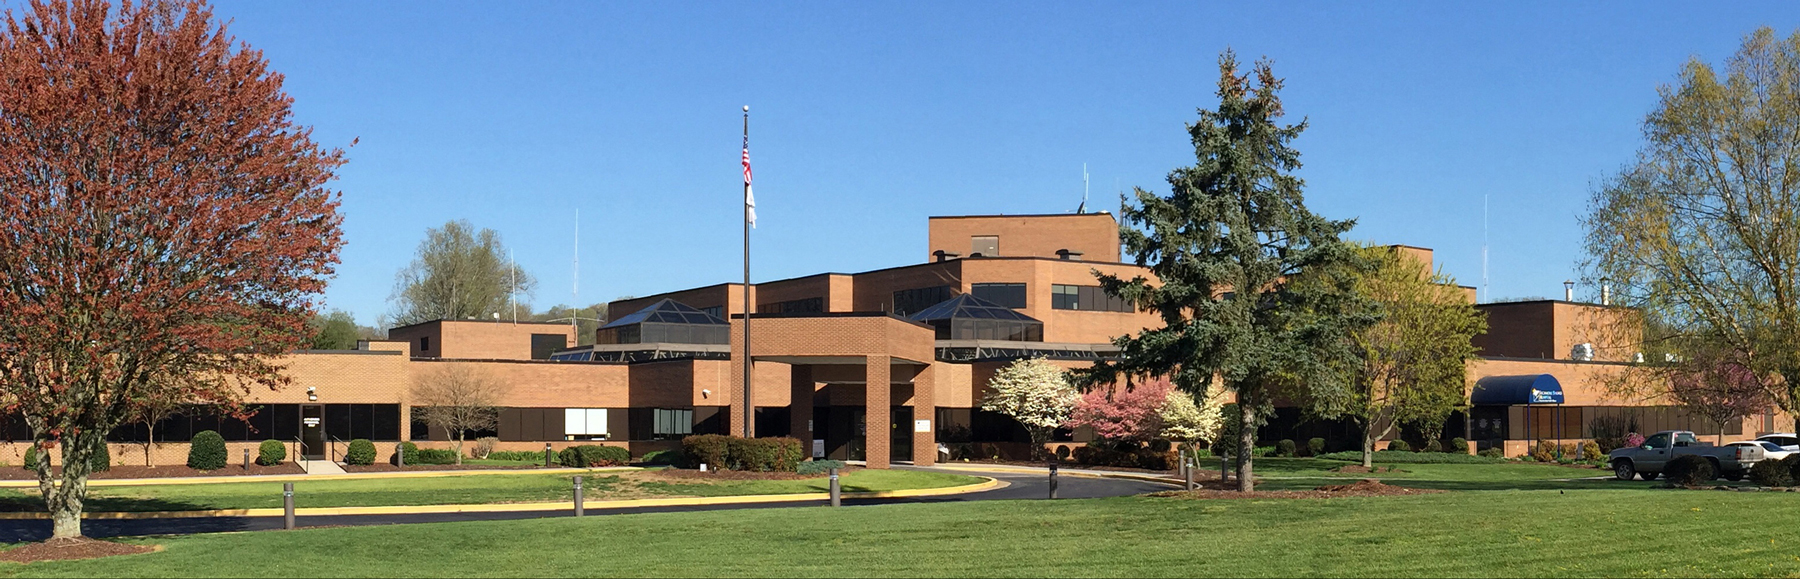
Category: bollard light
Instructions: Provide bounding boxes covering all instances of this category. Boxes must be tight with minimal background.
[1047,461,1059,500]
[573,475,585,517]
[283,483,296,530]
[244,448,251,470]
[544,443,553,468]
[829,468,841,507]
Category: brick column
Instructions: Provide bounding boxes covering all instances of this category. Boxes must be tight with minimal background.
[727,318,753,438]
[911,363,936,466]
[790,365,814,449]
[865,355,890,469]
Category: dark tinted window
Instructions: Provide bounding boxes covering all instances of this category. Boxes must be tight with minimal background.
[971,283,1027,309]
[893,286,953,316]
[1051,284,1131,312]
[530,334,567,360]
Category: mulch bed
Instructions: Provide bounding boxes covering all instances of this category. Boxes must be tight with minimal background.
[0,464,306,480]
[341,463,546,473]
[951,459,1177,475]
[1331,465,1407,474]
[1151,479,1445,500]
[647,468,857,481]
[0,538,156,563]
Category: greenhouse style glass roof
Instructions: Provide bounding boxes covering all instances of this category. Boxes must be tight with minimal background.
[600,299,727,329]
[906,293,1040,323]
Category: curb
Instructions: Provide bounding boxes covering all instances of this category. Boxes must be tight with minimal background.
[0,476,1004,520]
[924,464,1185,487]
[0,467,631,489]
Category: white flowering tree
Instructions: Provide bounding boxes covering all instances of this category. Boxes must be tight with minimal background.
[980,358,1079,459]
[1160,386,1227,456]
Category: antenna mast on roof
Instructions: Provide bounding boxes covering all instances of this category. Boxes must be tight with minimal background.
[1077,163,1090,214]
[510,248,518,324]
[1482,195,1489,303]
[573,208,580,333]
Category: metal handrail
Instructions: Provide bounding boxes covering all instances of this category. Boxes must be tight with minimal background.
[293,436,305,466]
[328,436,348,463]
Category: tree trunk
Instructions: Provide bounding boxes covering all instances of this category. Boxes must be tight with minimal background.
[144,422,155,468]
[39,435,96,540]
[454,431,465,465]
[1361,429,1374,469]
[1237,396,1256,492]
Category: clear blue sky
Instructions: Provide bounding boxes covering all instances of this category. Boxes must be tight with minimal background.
[208,1,1800,327]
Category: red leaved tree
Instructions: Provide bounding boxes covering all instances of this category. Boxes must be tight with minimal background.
[1669,347,1771,445]
[1066,379,1173,444]
[0,0,344,539]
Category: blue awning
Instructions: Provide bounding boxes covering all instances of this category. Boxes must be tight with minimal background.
[1471,374,1565,405]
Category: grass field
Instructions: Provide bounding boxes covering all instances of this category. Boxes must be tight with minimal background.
[1243,457,1636,491]
[0,469,981,512]
[2,488,1796,578]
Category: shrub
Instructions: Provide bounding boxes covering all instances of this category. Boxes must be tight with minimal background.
[1148,439,1172,453]
[1308,438,1325,457]
[1559,443,1581,462]
[1385,439,1411,452]
[774,438,805,471]
[1529,440,1556,463]
[1580,441,1603,461]
[1250,446,1275,458]
[1450,438,1469,454]
[21,445,37,471]
[1784,455,1800,483]
[1588,415,1637,452]
[1749,457,1794,487]
[639,449,685,466]
[343,439,376,466]
[1477,447,1504,459]
[797,459,847,476]
[392,442,456,466]
[682,434,730,469]
[1275,439,1296,457]
[1664,455,1715,487]
[256,440,287,466]
[487,449,553,463]
[726,437,775,471]
[472,437,499,460]
[558,445,631,468]
[1420,439,1441,453]
[1315,450,1506,464]
[188,430,227,470]
[1055,446,1071,460]
[1623,432,1646,449]
[88,442,110,472]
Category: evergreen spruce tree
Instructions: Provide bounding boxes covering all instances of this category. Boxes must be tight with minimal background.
[1081,51,1373,491]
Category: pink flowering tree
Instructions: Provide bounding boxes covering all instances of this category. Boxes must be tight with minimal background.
[1669,347,1771,445]
[1066,379,1174,444]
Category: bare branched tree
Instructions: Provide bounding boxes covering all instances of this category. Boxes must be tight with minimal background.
[410,365,503,465]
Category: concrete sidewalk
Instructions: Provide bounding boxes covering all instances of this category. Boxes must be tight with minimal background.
[0,466,632,489]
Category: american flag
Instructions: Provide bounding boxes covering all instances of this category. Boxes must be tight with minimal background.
[742,135,756,228]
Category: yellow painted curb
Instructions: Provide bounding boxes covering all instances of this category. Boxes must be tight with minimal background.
[928,464,1182,487]
[0,476,1002,520]
[0,467,631,489]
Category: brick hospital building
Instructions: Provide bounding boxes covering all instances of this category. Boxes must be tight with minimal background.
[9,213,1788,467]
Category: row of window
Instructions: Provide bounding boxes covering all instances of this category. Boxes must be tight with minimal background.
[894,283,1135,314]
[1051,284,1133,312]
[425,407,705,442]
[760,297,824,314]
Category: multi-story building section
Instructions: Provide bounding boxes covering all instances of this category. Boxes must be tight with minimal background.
[6,212,1787,467]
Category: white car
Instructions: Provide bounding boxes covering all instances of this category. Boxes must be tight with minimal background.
[1729,440,1794,461]
[1757,433,1800,452]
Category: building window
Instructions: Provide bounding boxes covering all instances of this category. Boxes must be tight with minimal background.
[654,408,693,439]
[530,334,567,360]
[419,336,430,353]
[564,408,610,440]
[700,306,723,319]
[971,283,1027,309]
[971,235,999,257]
[761,297,824,314]
[1051,284,1131,312]
[892,286,953,317]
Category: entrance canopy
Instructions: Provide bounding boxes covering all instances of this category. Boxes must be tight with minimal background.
[1472,374,1564,405]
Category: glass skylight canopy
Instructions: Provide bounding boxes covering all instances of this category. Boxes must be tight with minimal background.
[907,293,1044,342]
[596,299,730,345]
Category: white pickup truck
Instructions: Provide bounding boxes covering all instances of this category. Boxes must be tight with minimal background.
[1609,430,1765,481]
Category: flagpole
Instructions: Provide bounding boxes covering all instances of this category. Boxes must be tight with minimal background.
[742,105,753,438]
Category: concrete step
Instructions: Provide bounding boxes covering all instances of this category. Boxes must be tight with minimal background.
[301,459,347,475]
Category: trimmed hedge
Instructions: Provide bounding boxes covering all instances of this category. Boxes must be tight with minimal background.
[1450,438,1469,454]
[344,439,377,466]
[188,430,227,470]
[1386,439,1411,452]
[679,435,804,471]
[1316,450,1507,464]
[1072,443,1178,470]
[256,440,287,466]
[797,459,847,476]
[1307,438,1325,456]
[21,445,36,471]
[392,442,457,466]
[487,450,553,463]
[1664,455,1715,487]
[1529,440,1557,462]
[1276,439,1297,457]
[558,445,630,468]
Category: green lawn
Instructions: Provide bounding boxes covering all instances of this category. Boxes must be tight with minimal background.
[4,489,1797,577]
[0,470,981,512]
